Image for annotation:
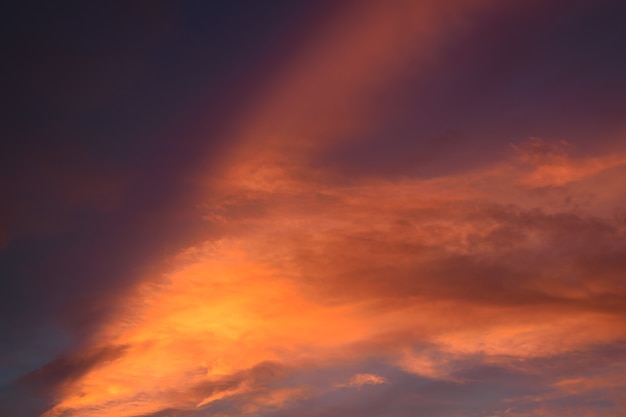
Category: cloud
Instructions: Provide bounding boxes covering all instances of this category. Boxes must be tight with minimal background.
[37,132,626,416]
[22,345,129,397]
[31,0,626,416]
[514,137,626,187]
[339,373,388,388]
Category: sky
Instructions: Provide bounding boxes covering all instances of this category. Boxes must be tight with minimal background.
[2,1,626,416]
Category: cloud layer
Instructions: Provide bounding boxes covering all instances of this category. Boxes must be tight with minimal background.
[4,1,626,417]
[41,131,626,416]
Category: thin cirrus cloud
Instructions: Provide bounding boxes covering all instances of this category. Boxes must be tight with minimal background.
[11,0,626,416]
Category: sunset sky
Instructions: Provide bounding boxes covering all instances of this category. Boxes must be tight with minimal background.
[2,1,626,416]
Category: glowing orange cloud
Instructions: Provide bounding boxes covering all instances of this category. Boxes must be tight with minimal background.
[42,131,626,416]
[41,1,626,416]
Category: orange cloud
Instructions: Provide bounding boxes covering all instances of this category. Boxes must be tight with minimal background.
[41,131,626,416]
[39,1,626,416]
[514,137,626,187]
